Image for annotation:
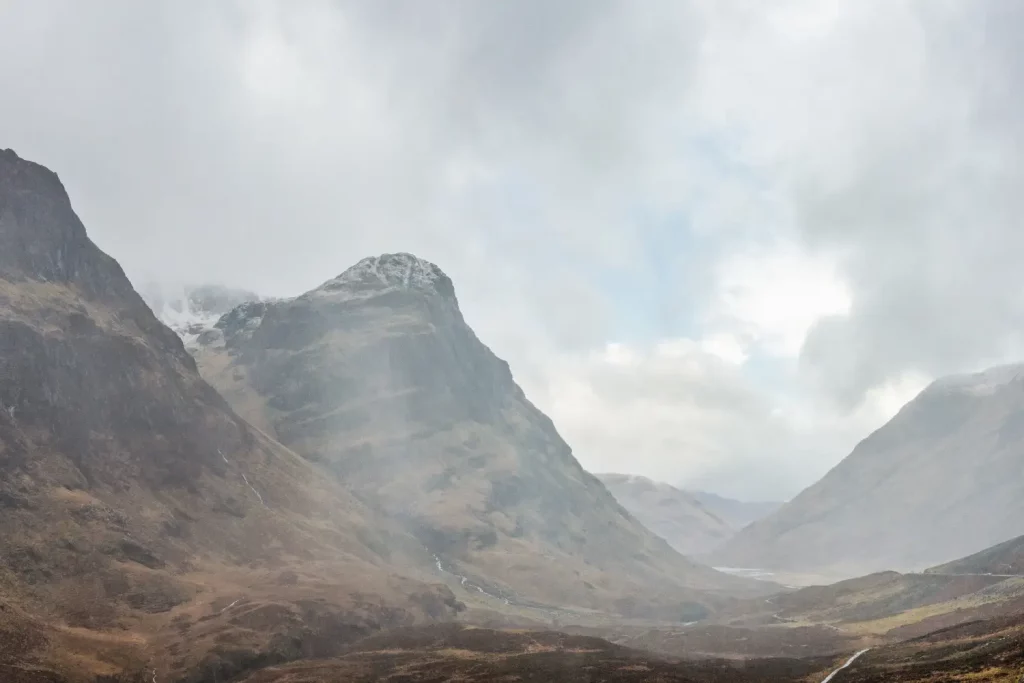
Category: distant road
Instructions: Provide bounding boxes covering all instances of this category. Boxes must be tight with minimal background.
[820,648,870,683]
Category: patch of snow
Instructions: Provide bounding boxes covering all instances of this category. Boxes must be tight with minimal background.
[309,253,452,302]
[146,284,263,350]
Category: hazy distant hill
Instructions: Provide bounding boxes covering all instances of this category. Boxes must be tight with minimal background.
[596,474,735,555]
[927,533,1024,576]
[685,490,783,531]
[711,365,1024,576]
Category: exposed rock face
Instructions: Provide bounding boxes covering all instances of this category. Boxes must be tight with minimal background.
[184,252,768,619]
[711,365,1024,576]
[0,150,459,682]
[596,474,734,556]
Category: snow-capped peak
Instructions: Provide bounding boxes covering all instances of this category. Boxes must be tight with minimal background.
[310,253,456,302]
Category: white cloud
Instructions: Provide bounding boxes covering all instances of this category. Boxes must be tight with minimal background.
[524,340,931,500]
[708,243,852,358]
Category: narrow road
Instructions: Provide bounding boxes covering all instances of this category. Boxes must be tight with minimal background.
[820,648,870,683]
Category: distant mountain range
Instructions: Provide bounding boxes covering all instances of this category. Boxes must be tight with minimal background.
[595,474,782,556]
[711,364,1024,577]
[686,490,783,531]
[595,474,733,555]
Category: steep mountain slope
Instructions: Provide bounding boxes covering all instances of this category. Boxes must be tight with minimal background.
[711,366,1024,576]
[596,474,734,555]
[0,149,460,682]
[687,490,783,531]
[927,533,1024,576]
[182,252,769,620]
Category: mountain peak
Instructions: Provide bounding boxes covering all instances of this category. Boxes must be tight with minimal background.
[923,363,1024,397]
[311,252,457,302]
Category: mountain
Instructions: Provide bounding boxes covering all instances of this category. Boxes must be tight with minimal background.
[138,282,264,354]
[596,474,734,555]
[177,252,770,621]
[927,533,1024,576]
[686,491,783,531]
[711,365,1024,577]
[0,149,462,682]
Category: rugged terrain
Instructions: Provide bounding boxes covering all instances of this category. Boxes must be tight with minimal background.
[0,149,464,682]
[177,252,769,622]
[596,474,734,556]
[712,366,1024,576]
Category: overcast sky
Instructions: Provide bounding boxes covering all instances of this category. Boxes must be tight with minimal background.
[2,1,1022,500]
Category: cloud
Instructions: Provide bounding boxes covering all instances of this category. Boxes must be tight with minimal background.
[1,1,1021,498]
[688,0,1024,406]
[707,243,851,359]
[527,337,926,500]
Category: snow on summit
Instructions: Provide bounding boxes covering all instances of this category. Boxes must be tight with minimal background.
[310,253,457,302]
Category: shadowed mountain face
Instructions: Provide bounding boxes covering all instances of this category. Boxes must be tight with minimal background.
[0,149,461,682]
[596,474,734,556]
[711,366,1024,577]
[181,252,769,620]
